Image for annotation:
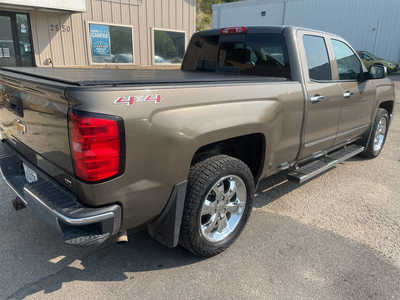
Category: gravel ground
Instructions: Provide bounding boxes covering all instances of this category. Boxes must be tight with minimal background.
[0,83,399,299]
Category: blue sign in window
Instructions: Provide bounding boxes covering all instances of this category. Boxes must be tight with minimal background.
[90,24,111,57]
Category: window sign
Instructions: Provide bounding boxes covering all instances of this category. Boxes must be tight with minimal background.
[90,24,111,58]
[20,23,27,33]
[3,48,10,58]
[89,23,133,64]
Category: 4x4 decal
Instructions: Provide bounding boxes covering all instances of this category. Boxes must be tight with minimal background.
[113,95,161,106]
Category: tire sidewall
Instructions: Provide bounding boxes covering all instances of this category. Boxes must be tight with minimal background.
[371,109,389,157]
[192,159,254,251]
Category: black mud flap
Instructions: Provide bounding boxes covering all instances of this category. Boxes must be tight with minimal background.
[147,181,187,248]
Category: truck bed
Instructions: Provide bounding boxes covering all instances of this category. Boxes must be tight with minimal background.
[1,67,286,86]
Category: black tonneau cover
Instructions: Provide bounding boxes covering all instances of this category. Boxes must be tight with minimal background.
[1,67,285,86]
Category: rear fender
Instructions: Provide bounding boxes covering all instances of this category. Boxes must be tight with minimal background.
[149,100,281,181]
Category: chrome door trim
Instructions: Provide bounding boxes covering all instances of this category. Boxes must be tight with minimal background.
[305,123,369,148]
[305,133,337,148]
[336,123,369,138]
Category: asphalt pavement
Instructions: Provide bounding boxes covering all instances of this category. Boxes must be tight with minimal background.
[0,84,399,300]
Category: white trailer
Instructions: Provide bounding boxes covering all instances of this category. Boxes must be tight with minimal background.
[212,0,400,63]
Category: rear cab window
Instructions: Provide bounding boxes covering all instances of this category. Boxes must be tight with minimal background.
[182,31,291,79]
[303,35,331,81]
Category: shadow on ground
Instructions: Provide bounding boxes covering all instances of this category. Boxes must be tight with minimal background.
[2,205,400,299]
[5,230,202,299]
[254,169,336,208]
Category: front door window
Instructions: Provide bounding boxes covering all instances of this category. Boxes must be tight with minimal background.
[331,39,362,81]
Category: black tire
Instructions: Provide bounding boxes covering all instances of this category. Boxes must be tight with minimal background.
[179,155,255,257]
[360,108,389,158]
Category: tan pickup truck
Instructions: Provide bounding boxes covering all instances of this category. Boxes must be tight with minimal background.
[0,26,394,257]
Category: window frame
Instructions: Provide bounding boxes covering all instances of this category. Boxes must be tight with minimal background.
[86,21,135,65]
[301,33,333,83]
[329,38,365,82]
[151,27,186,66]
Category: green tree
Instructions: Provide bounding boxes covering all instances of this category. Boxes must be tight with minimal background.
[197,0,237,31]
[154,31,177,59]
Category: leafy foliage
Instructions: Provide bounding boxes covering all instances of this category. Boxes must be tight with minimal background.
[154,31,177,59]
[197,0,237,31]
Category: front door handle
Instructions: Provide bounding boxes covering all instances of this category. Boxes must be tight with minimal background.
[343,91,354,98]
[310,95,325,103]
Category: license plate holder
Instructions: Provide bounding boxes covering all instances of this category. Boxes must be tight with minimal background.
[23,163,38,184]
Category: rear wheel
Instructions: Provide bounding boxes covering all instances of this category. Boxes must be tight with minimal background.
[179,155,254,257]
[361,108,389,158]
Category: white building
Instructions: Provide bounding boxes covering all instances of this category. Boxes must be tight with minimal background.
[212,0,400,62]
[0,0,196,68]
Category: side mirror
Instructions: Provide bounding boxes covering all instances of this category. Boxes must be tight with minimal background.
[369,65,387,79]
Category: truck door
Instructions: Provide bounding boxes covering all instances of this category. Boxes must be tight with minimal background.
[329,39,375,145]
[299,33,343,158]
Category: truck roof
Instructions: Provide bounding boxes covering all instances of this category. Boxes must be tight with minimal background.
[197,26,287,36]
[0,67,286,87]
[198,25,343,40]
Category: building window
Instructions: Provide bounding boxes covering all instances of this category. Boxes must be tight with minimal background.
[89,23,133,64]
[153,29,185,64]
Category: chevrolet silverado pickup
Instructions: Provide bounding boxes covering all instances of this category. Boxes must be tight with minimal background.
[0,26,394,257]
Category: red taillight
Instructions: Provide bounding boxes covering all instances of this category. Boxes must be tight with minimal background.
[69,111,122,182]
[220,26,248,35]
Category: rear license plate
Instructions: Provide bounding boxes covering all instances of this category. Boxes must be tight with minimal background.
[23,163,38,184]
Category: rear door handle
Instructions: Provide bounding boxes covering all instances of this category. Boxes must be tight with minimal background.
[343,91,354,98]
[310,95,325,103]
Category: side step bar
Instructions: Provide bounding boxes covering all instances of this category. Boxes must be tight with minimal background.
[288,145,365,184]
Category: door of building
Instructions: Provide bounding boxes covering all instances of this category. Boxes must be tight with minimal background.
[0,12,33,67]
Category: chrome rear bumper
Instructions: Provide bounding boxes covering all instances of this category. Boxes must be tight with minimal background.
[0,141,121,246]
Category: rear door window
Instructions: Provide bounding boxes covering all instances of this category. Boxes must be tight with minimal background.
[303,35,331,81]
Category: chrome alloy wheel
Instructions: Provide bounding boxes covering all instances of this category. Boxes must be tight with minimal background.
[200,175,247,243]
[373,117,387,152]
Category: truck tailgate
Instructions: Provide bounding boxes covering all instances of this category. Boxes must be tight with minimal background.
[0,74,73,179]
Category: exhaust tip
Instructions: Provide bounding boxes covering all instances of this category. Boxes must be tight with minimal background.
[116,230,129,243]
